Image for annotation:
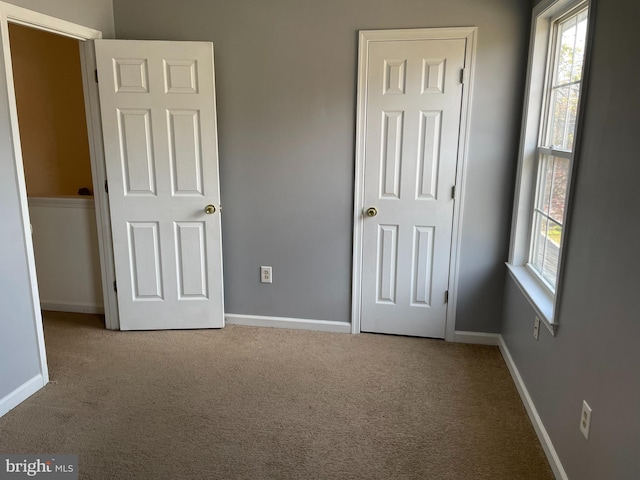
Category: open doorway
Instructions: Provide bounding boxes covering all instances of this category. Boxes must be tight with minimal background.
[8,23,105,322]
[0,3,116,416]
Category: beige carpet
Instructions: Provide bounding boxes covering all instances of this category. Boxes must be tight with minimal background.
[0,312,553,479]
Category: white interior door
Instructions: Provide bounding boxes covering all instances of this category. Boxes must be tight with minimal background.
[95,40,224,330]
[359,35,467,338]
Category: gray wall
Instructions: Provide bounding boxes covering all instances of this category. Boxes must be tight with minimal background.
[3,0,114,37]
[0,58,42,397]
[113,0,530,329]
[0,0,114,404]
[502,0,640,478]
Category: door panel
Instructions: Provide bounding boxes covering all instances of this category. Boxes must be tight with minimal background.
[175,222,208,299]
[377,224,398,304]
[417,111,442,199]
[422,60,446,94]
[164,60,199,94]
[411,225,434,306]
[128,222,163,299]
[380,111,403,199]
[360,38,466,338]
[96,40,224,330]
[118,109,155,195]
[168,110,203,195]
[114,58,149,93]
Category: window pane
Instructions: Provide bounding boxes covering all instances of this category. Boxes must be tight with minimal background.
[549,156,570,223]
[542,222,562,287]
[555,15,578,85]
[537,154,554,215]
[530,211,562,290]
[531,213,548,274]
[571,11,589,82]
[555,10,588,85]
[549,83,580,149]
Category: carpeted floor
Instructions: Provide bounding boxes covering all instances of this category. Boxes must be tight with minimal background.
[0,312,554,479]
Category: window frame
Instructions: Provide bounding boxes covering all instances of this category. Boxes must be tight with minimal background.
[507,0,595,334]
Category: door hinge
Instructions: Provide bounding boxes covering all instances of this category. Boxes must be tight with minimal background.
[104,179,109,193]
[95,69,99,83]
[460,68,465,84]
[445,290,449,303]
[451,185,456,199]
[113,280,117,293]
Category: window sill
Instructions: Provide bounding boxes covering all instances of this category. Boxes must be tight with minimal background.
[506,263,558,336]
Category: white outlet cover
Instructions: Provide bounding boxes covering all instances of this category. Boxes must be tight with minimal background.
[533,316,540,340]
[260,266,272,284]
[580,400,592,439]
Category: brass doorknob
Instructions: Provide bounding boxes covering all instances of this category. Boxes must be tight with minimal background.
[365,207,378,217]
[204,204,216,214]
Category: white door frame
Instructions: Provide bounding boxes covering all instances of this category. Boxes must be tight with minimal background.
[351,27,477,341]
[0,3,120,335]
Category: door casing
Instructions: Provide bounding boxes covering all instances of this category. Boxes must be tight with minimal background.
[0,0,119,345]
[351,27,477,341]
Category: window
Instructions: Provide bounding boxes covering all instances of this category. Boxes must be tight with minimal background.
[508,0,592,331]
[529,6,589,291]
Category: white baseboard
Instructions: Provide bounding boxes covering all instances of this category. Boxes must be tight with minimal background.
[498,336,568,480]
[454,330,500,345]
[225,314,351,333]
[41,301,104,315]
[0,374,46,418]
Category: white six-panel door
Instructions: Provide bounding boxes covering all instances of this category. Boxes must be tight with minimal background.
[95,40,224,330]
[358,34,468,338]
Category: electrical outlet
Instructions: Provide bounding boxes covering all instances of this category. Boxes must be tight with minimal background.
[533,316,540,340]
[260,266,272,284]
[580,400,592,439]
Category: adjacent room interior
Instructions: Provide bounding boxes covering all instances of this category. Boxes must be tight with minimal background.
[9,23,104,318]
